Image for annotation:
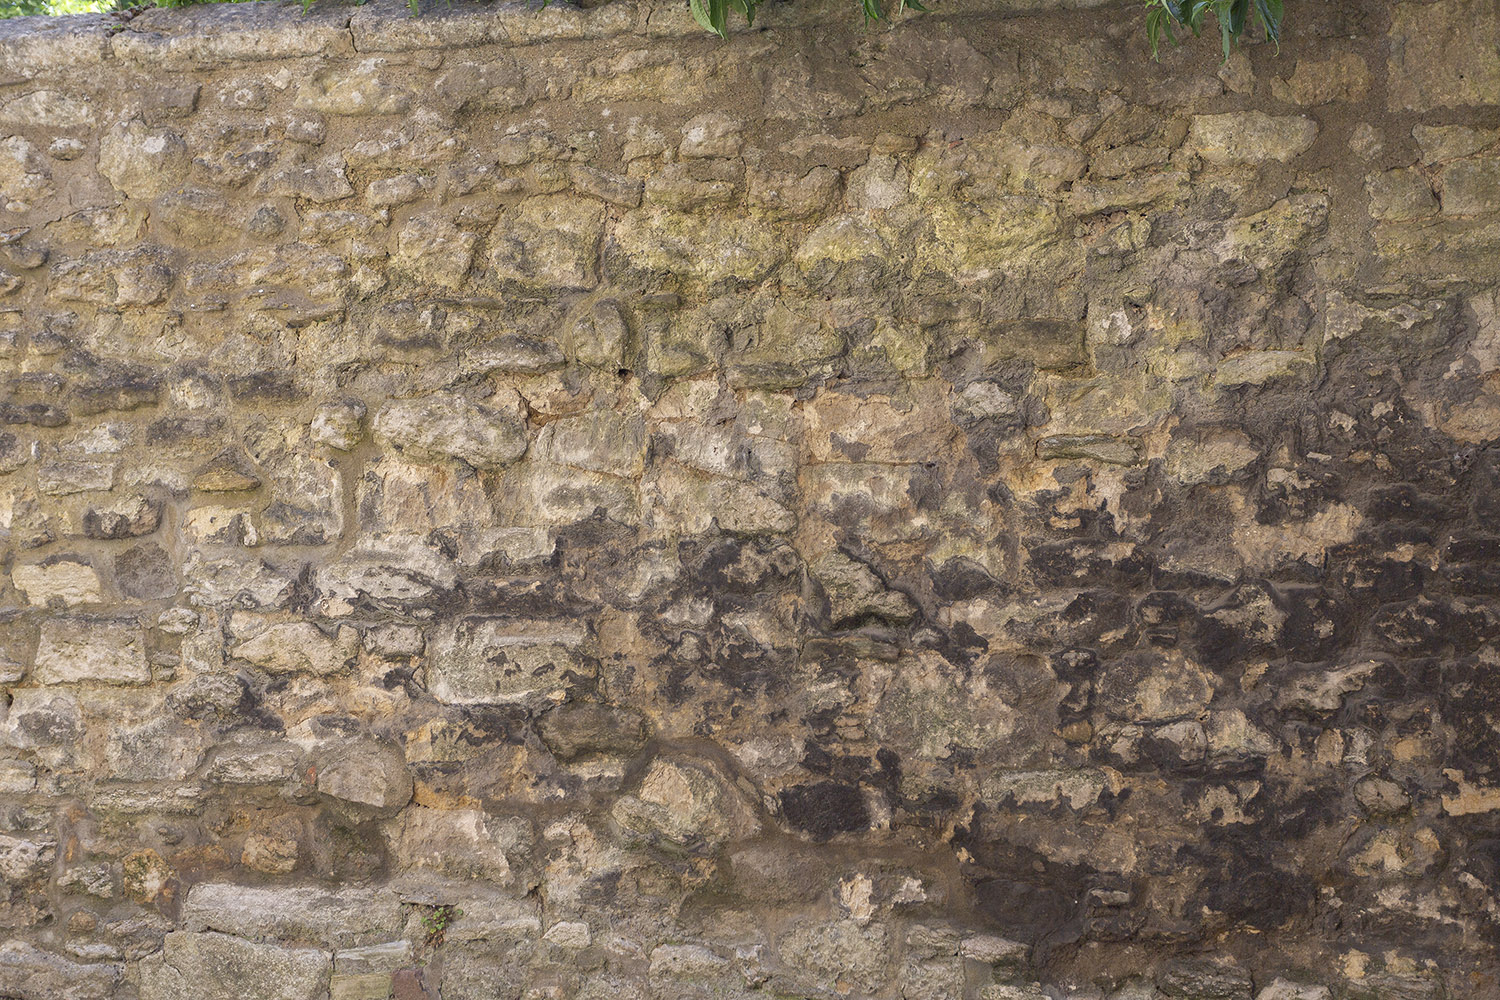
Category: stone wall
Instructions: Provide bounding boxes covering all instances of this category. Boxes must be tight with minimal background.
[0,0,1498,997]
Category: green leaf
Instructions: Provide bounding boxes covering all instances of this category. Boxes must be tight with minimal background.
[690,0,726,37]
[1252,0,1282,48]
[861,0,884,23]
[1213,0,1233,59]
[1229,0,1249,35]
[1184,0,1211,34]
[901,0,930,11]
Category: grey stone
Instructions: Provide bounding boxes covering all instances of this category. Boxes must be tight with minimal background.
[0,942,119,1000]
[1442,157,1500,216]
[374,392,529,469]
[138,932,331,1000]
[315,738,413,820]
[427,617,592,706]
[182,884,403,949]
[33,618,149,685]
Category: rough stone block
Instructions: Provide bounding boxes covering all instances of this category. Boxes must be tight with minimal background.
[138,932,331,1000]
[426,617,591,705]
[182,884,404,949]
[33,618,149,685]
[0,942,119,1000]
[1389,0,1500,110]
[374,392,529,469]
[1184,112,1318,164]
[232,623,357,676]
[1442,157,1500,216]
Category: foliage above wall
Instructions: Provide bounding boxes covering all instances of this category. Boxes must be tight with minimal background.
[1144,0,1283,60]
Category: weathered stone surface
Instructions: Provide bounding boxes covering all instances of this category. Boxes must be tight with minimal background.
[0,689,79,748]
[0,942,119,1000]
[536,702,650,761]
[426,617,591,705]
[12,558,102,607]
[1441,157,1500,217]
[488,196,604,289]
[1184,112,1318,164]
[139,932,331,1000]
[1389,0,1500,110]
[33,618,149,685]
[182,884,403,949]
[1271,52,1370,105]
[98,120,189,199]
[388,806,522,884]
[0,3,1493,998]
[613,757,760,846]
[373,392,529,469]
[315,738,413,819]
[232,623,357,676]
[1368,167,1438,221]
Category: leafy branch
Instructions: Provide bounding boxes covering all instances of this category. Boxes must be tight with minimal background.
[688,0,927,39]
[1144,0,1284,61]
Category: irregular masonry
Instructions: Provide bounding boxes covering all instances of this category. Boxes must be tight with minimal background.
[0,0,1498,997]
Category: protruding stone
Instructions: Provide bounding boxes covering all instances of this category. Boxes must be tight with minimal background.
[99,120,189,199]
[82,496,162,539]
[612,757,759,847]
[315,739,413,820]
[310,400,367,450]
[537,703,650,762]
[192,453,262,492]
[389,806,522,883]
[1441,157,1500,216]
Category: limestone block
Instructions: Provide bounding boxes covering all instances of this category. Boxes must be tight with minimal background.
[315,738,413,820]
[182,884,403,949]
[1442,158,1500,216]
[33,618,149,685]
[139,932,331,1000]
[12,558,102,607]
[426,617,591,705]
[1184,112,1318,164]
[374,392,528,469]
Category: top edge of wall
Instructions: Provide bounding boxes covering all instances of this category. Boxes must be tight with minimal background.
[0,0,1133,76]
